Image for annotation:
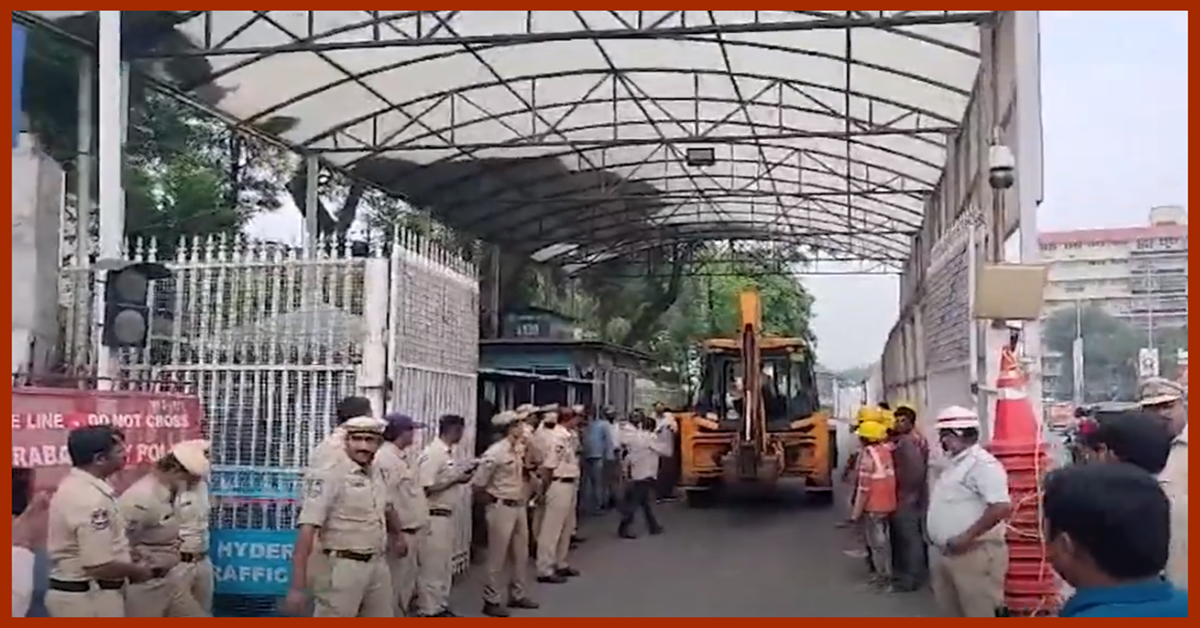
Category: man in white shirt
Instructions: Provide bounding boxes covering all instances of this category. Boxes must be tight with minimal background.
[651,403,679,502]
[618,416,671,539]
[1138,377,1188,589]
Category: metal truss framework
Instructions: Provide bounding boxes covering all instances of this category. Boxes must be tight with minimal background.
[22,10,996,274]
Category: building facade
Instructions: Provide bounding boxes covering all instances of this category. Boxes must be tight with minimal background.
[1039,206,1188,395]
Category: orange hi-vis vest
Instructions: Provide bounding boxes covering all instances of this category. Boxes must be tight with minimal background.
[856,443,898,514]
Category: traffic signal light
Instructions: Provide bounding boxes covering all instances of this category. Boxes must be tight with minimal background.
[100,262,172,349]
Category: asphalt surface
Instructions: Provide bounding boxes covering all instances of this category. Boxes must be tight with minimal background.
[448,489,939,617]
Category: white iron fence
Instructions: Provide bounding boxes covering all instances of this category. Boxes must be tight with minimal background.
[60,231,480,574]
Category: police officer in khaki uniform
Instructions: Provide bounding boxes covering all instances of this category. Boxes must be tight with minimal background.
[284,417,407,617]
[375,413,429,616]
[416,414,476,617]
[536,409,582,583]
[46,426,154,617]
[474,411,540,617]
[120,440,210,617]
[303,396,377,592]
[173,472,213,614]
[527,406,558,550]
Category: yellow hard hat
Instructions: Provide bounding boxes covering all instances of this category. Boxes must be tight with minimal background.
[855,421,888,442]
[876,409,896,430]
[855,406,879,426]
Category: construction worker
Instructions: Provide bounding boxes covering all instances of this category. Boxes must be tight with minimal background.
[889,403,929,592]
[536,407,582,583]
[45,426,151,617]
[172,441,214,614]
[284,416,405,617]
[375,413,427,616]
[926,406,1012,618]
[1137,377,1187,589]
[850,419,897,591]
[415,414,476,618]
[474,411,540,617]
[120,440,210,617]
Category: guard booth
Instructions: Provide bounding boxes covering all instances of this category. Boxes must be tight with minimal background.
[476,306,650,446]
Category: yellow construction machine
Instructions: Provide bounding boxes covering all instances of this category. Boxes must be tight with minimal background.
[677,288,835,506]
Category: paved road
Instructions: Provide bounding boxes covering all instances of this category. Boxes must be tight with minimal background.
[449,492,938,617]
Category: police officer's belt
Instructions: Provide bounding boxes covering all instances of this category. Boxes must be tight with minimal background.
[180,551,208,562]
[49,578,125,592]
[429,507,453,517]
[553,477,576,484]
[400,527,422,534]
[323,549,375,562]
[497,498,523,507]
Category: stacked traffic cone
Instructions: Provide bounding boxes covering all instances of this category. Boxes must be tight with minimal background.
[987,346,1059,616]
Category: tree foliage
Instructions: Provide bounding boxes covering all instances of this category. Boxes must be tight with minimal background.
[1042,304,1170,402]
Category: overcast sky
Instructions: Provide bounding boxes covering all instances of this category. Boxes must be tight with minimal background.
[248,12,1189,370]
[808,11,1189,370]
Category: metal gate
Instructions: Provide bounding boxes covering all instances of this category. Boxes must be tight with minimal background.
[61,231,480,587]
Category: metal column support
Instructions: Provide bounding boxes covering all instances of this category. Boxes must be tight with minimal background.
[303,154,321,255]
[75,57,94,359]
[95,10,127,387]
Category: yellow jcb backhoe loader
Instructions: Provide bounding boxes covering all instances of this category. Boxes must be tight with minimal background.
[677,288,836,506]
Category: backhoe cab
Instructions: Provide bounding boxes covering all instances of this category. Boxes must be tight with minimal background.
[677,289,835,506]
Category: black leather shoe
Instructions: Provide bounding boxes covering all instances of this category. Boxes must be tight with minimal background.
[537,574,568,584]
[482,603,510,617]
[556,566,580,578]
[507,598,540,609]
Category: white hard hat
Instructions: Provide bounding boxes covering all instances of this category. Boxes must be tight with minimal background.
[491,411,519,428]
[935,405,981,430]
[170,439,211,477]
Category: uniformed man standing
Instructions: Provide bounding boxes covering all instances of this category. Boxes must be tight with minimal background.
[173,441,214,614]
[527,406,558,555]
[303,396,377,593]
[474,411,540,617]
[120,440,210,617]
[46,426,152,617]
[926,406,1013,617]
[375,413,428,616]
[284,417,407,617]
[536,408,582,584]
[416,414,477,618]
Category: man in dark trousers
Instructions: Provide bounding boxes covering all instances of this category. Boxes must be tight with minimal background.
[889,404,929,592]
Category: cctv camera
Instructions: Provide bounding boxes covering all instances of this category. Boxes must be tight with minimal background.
[988,144,1016,190]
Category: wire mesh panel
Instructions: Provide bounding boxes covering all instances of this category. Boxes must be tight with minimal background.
[388,236,480,574]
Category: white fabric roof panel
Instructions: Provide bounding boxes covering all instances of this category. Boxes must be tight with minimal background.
[23,10,994,267]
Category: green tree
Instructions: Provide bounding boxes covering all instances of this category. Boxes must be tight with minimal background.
[1043,304,1141,402]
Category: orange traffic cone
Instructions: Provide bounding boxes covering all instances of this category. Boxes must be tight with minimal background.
[987,345,1058,615]
[990,346,1040,446]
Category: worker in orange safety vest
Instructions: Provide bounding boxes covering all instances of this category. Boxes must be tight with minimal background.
[851,419,898,592]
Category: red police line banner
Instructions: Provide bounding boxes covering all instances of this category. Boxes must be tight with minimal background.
[11,387,205,493]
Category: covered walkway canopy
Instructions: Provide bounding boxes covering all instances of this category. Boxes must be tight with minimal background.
[22,10,1000,274]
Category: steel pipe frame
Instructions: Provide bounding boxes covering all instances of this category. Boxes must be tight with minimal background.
[302,66,964,152]
[515,215,917,262]
[555,226,908,263]
[13,9,989,272]
[439,155,930,234]
[131,11,995,59]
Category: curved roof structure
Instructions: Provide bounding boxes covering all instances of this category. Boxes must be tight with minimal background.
[24,10,996,271]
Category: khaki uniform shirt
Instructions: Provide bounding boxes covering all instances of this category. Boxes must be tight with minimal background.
[418,439,465,512]
[474,439,527,501]
[542,425,581,479]
[527,425,554,468]
[175,481,210,554]
[47,468,132,580]
[298,455,389,554]
[1160,425,1187,588]
[375,442,429,531]
[119,475,183,570]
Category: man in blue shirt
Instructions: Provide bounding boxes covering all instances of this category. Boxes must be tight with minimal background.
[580,409,613,516]
[1044,463,1187,617]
